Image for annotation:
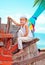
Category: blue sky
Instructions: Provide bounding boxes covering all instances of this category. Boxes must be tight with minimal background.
[0,0,45,49]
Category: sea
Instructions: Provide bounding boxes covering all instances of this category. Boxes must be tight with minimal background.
[35,33,45,49]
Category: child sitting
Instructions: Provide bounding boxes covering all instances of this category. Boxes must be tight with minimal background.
[8,16,33,54]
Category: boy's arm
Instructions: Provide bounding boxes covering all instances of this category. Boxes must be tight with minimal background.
[24,25,28,37]
[8,17,21,26]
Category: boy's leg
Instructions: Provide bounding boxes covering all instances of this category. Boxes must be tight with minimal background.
[18,37,23,49]
[18,29,24,37]
[20,37,33,42]
[18,29,24,49]
[18,36,33,49]
[17,30,24,54]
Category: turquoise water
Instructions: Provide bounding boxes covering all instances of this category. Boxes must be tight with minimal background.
[35,33,45,49]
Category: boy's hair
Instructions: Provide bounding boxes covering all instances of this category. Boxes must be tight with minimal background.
[20,17,27,21]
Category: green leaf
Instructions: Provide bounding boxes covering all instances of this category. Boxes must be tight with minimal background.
[33,0,42,7]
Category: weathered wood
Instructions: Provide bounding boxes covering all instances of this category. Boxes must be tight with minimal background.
[0,33,13,38]
[13,50,28,60]
[13,53,45,65]
[23,38,39,49]
[38,49,45,52]
[6,18,12,33]
[0,17,1,30]
[20,53,45,64]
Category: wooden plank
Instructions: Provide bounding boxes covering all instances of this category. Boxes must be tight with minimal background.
[0,55,12,61]
[6,18,12,33]
[13,50,28,60]
[13,53,45,65]
[20,53,45,64]
[5,18,12,50]
[38,49,45,52]
[1,61,12,65]
[5,39,12,50]
[23,38,39,49]
[0,17,1,30]
[10,44,18,53]
[0,47,12,61]
[0,33,13,38]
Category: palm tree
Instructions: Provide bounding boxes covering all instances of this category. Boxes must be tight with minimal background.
[28,0,45,36]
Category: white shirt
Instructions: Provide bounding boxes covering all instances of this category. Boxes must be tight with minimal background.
[20,23,33,37]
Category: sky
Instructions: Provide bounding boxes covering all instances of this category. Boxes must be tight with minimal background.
[0,0,45,49]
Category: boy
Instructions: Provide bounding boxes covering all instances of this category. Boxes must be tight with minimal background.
[8,16,33,54]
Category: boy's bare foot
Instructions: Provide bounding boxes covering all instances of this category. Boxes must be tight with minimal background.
[18,49,24,54]
[15,49,24,56]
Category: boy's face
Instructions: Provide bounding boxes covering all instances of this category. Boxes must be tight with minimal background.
[20,18,27,24]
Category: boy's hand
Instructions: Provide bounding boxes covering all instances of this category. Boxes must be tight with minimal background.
[21,35,26,37]
[8,17,11,20]
[7,17,13,22]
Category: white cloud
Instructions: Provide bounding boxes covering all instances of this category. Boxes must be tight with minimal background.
[35,14,45,33]
[36,15,45,24]
[35,27,45,33]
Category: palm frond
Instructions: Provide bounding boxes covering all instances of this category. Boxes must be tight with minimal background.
[33,0,42,7]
